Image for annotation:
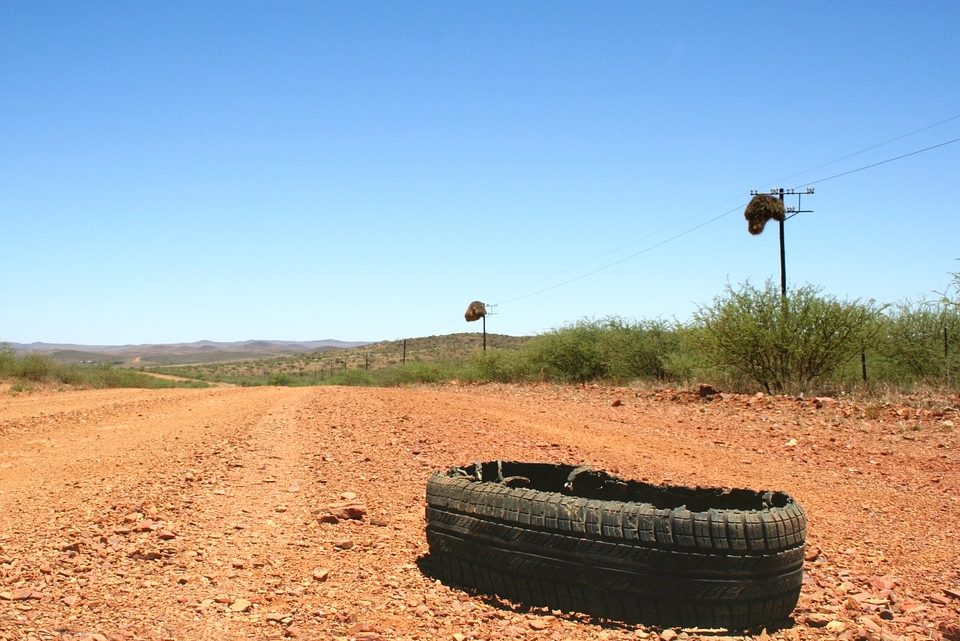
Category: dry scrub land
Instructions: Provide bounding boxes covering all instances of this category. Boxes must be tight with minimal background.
[0,384,958,641]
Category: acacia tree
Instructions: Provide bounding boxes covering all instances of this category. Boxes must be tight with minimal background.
[694,281,880,393]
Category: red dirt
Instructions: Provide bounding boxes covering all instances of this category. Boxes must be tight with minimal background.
[0,384,957,641]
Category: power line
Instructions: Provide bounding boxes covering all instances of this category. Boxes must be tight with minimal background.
[767,112,960,187]
[496,204,745,305]
[493,197,745,300]
[495,120,960,307]
[494,135,959,309]
[798,137,960,187]
[435,126,960,338]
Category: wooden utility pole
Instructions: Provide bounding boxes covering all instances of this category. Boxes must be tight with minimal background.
[749,188,814,298]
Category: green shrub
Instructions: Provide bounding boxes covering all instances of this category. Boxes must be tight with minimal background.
[693,281,880,394]
[521,317,683,384]
[0,343,15,376]
[327,369,377,386]
[0,346,207,390]
[876,299,960,383]
[464,350,531,383]
[523,321,607,383]
[17,353,58,381]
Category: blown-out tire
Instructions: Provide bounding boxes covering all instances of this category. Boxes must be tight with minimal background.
[425,461,806,630]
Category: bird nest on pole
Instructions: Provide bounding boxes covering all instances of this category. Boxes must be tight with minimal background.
[744,194,785,235]
[464,301,487,322]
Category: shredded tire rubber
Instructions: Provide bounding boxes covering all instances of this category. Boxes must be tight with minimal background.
[425,460,806,630]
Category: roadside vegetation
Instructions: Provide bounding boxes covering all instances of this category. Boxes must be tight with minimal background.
[0,345,208,392]
[7,274,960,396]
[145,274,960,396]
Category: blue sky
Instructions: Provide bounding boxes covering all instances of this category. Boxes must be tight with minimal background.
[2,1,958,345]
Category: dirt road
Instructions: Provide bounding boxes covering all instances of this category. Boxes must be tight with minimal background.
[0,385,957,641]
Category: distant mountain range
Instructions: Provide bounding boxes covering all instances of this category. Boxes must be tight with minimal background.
[6,339,371,366]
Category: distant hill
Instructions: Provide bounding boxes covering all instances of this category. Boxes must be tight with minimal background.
[143,332,532,385]
[6,339,371,366]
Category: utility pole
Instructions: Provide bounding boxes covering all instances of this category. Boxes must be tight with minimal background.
[482,303,496,352]
[749,187,814,298]
[464,301,495,352]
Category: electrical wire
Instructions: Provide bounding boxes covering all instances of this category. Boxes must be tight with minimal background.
[493,196,745,300]
[412,122,960,338]
[493,134,960,309]
[767,113,960,188]
[496,204,745,305]
[797,137,960,188]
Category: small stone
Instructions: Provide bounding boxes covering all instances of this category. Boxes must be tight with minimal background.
[134,519,157,532]
[826,621,846,632]
[805,546,822,562]
[611,399,623,407]
[315,502,367,521]
[859,615,882,632]
[785,438,798,447]
[340,491,357,501]
[660,630,678,641]
[158,530,176,540]
[529,619,549,630]
[275,505,288,513]
[453,634,467,641]
[347,623,377,635]
[334,540,354,550]
[266,612,285,623]
[62,595,81,607]
[312,568,330,582]
[899,599,925,614]
[805,613,833,627]
[837,581,858,594]
[229,598,253,612]
[287,483,301,493]
[871,576,897,591]
[5,587,39,601]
